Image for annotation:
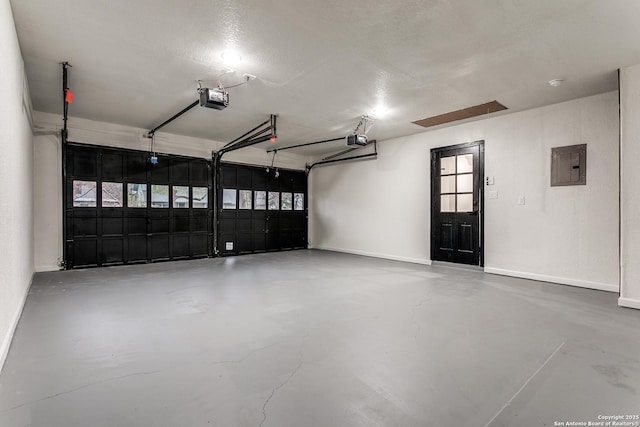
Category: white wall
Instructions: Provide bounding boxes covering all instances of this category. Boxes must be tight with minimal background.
[33,132,62,271]
[33,111,310,271]
[309,92,619,292]
[620,65,640,309]
[0,0,34,371]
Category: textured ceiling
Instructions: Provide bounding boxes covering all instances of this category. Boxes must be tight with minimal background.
[11,0,640,155]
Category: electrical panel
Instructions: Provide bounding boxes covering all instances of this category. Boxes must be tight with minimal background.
[551,144,586,186]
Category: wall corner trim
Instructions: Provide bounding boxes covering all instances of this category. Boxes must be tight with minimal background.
[618,297,640,310]
[0,274,33,374]
[484,267,618,293]
[314,246,432,266]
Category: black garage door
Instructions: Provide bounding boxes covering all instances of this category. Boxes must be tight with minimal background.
[65,143,213,268]
[218,163,307,255]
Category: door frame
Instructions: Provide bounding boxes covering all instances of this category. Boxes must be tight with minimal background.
[430,140,485,266]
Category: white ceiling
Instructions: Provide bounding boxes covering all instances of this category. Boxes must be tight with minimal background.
[11,0,640,156]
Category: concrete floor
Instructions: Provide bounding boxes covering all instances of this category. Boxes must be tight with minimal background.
[1,250,639,427]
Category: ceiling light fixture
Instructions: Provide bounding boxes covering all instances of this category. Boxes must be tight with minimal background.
[548,78,564,87]
[221,50,242,66]
[371,105,389,118]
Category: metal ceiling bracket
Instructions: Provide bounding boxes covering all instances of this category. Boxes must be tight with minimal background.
[218,114,277,156]
[306,140,377,175]
[147,99,200,138]
[268,115,372,154]
[267,136,344,153]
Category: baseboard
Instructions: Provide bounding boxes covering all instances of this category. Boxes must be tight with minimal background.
[618,297,640,310]
[0,274,33,373]
[484,267,618,293]
[35,264,61,272]
[314,246,431,266]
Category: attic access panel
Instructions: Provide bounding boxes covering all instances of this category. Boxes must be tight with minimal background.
[551,144,586,186]
[413,101,507,128]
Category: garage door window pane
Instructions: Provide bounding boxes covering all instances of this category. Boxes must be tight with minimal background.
[239,190,252,209]
[173,186,189,208]
[127,183,147,208]
[151,185,169,208]
[192,187,208,208]
[294,193,304,210]
[255,191,266,210]
[268,192,280,210]
[73,180,97,207]
[102,182,123,207]
[223,189,237,209]
[281,192,292,210]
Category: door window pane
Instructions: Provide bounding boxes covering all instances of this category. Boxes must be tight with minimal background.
[457,194,473,212]
[127,183,147,208]
[268,192,280,210]
[173,186,189,208]
[192,187,208,208]
[457,174,473,193]
[151,185,169,208]
[254,191,266,210]
[281,192,292,210]
[239,190,252,209]
[441,195,455,212]
[294,193,304,210]
[101,182,123,207]
[457,154,473,173]
[222,189,237,209]
[440,176,455,194]
[73,180,97,207]
[440,156,456,175]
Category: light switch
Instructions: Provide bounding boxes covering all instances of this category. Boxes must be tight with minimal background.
[517,195,525,205]
[489,190,498,199]
[485,176,495,186]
